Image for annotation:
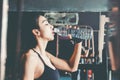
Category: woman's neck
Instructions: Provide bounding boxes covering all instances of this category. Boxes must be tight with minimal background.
[35,38,48,56]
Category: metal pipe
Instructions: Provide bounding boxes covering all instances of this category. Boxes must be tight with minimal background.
[1,0,9,80]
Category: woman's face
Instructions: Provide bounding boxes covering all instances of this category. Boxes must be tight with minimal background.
[38,15,55,41]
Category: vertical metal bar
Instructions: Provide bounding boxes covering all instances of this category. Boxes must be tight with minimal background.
[1,0,9,80]
[13,0,24,79]
[16,0,24,54]
[92,32,95,57]
[56,34,59,57]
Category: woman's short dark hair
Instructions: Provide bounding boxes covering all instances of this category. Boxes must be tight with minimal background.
[21,12,45,52]
[33,12,45,29]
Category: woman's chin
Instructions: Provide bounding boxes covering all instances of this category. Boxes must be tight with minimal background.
[49,37,54,41]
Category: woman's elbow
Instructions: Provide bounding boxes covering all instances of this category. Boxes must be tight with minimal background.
[69,68,78,72]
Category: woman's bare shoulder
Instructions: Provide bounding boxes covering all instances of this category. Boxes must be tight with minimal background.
[21,49,39,63]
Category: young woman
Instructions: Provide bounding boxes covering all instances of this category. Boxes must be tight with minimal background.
[21,15,82,80]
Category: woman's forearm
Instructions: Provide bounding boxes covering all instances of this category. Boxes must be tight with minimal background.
[69,42,82,72]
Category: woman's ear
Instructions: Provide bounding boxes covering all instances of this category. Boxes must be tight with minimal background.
[32,29,40,36]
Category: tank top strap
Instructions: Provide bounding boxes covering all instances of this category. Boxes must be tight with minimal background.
[32,49,46,65]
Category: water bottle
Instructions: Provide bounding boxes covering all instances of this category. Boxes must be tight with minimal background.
[54,25,93,40]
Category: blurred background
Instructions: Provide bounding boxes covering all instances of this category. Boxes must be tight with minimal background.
[0,0,120,80]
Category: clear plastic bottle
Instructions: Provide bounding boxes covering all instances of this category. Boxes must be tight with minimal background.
[54,25,93,40]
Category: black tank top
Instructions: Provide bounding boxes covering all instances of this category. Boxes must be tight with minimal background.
[32,49,60,80]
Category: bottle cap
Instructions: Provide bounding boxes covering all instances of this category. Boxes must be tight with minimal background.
[54,28,60,33]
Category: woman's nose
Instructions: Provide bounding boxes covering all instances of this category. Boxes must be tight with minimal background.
[50,24,54,29]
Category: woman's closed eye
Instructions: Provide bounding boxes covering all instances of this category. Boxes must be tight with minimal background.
[44,21,50,26]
